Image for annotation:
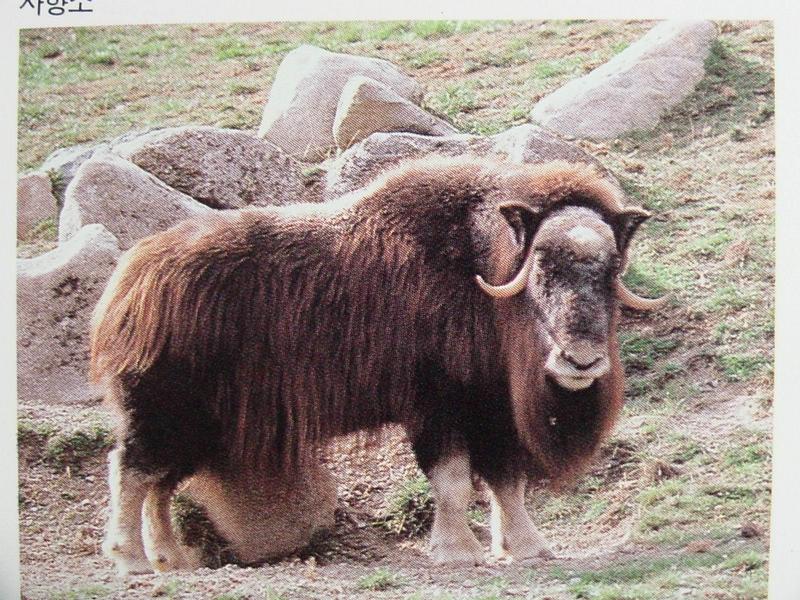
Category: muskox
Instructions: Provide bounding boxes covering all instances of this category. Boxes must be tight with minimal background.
[90,155,663,575]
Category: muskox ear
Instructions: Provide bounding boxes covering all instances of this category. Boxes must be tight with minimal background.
[498,201,542,248]
[614,207,651,251]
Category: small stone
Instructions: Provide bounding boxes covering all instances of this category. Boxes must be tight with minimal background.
[741,522,763,539]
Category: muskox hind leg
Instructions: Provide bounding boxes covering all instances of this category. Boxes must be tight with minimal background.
[103,447,157,576]
[487,475,555,563]
[425,451,486,566]
[142,477,201,572]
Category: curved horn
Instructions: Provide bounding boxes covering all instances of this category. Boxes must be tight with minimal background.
[475,241,537,298]
[615,278,669,311]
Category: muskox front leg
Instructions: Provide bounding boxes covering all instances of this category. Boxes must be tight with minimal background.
[487,475,555,563]
[103,447,155,576]
[426,451,486,566]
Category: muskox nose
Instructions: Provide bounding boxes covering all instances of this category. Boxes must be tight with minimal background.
[545,341,610,391]
[560,350,602,371]
[559,340,606,370]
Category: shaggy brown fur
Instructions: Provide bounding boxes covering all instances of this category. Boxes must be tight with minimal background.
[90,156,633,487]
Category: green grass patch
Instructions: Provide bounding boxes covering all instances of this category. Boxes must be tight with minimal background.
[411,20,480,40]
[50,585,110,600]
[531,56,584,79]
[377,475,434,537]
[684,229,733,258]
[720,549,766,572]
[703,284,755,313]
[214,36,259,60]
[619,333,679,370]
[356,568,404,591]
[404,48,444,69]
[426,83,477,123]
[552,552,726,586]
[723,443,769,468]
[716,353,770,382]
[18,419,58,444]
[44,425,114,469]
[365,22,411,41]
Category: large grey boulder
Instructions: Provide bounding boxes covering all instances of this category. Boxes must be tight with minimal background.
[59,153,213,250]
[17,173,58,239]
[530,20,717,139]
[333,75,456,150]
[183,461,337,565]
[325,124,615,200]
[40,129,157,202]
[17,224,121,406]
[113,126,306,208]
[258,45,424,160]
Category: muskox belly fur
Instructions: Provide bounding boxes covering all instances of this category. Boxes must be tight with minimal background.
[91,156,657,574]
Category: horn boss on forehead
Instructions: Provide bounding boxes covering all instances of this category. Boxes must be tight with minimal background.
[476,199,667,311]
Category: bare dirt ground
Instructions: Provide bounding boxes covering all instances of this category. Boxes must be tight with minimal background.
[17,19,774,600]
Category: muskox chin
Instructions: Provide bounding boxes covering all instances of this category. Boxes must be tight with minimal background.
[91,154,647,574]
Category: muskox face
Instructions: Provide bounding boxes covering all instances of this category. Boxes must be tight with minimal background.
[477,202,655,391]
[529,207,619,391]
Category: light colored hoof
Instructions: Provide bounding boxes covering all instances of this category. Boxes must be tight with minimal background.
[103,539,154,576]
[151,548,202,572]
[430,538,486,566]
[493,543,556,563]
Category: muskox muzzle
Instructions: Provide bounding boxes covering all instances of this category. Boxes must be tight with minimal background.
[544,340,611,390]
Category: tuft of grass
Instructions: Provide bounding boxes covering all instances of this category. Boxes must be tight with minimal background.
[426,83,477,126]
[717,353,770,382]
[50,585,110,600]
[263,588,287,600]
[684,230,732,258]
[531,56,584,79]
[723,443,769,468]
[44,425,114,469]
[228,82,261,95]
[720,549,766,572]
[404,48,444,69]
[85,49,116,66]
[151,580,182,599]
[552,552,726,586]
[215,36,258,60]
[611,41,630,55]
[703,285,755,313]
[411,21,479,40]
[356,568,405,591]
[378,475,435,537]
[365,22,411,42]
[619,333,679,370]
